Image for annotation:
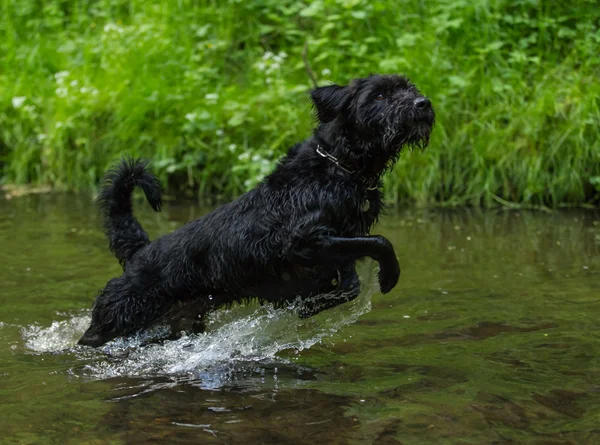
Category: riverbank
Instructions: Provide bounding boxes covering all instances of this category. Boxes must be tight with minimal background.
[1,0,599,206]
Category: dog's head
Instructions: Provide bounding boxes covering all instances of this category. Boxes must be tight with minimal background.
[311,75,435,169]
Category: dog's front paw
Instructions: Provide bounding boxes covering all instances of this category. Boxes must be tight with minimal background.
[378,260,400,294]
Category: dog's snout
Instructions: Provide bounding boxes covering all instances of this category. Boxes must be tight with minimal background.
[413,97,431,109]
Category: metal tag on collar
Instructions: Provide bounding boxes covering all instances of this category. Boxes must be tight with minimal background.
[361,198,371,212]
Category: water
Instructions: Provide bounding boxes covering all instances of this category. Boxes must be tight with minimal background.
[1,193,599,444]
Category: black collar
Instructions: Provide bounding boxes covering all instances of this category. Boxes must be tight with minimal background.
[316,145,379,190]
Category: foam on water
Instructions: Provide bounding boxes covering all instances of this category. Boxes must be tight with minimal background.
[22,315,91,353]
[21,263,377,381]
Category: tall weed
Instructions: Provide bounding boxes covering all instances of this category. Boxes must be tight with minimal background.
[0,0,598,206]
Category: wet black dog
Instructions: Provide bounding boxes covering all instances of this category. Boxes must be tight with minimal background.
[79,74,435,347]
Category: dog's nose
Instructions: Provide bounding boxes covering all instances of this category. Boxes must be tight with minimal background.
[414,97,431,108]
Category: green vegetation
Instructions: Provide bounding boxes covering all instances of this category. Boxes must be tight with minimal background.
[1,0,599,206]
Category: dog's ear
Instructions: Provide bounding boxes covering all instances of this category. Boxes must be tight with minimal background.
[310,84,351,123]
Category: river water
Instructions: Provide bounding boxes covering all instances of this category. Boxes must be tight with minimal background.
[1,193,599,444]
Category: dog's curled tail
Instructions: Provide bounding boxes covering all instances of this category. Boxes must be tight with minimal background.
[97,158,162,267]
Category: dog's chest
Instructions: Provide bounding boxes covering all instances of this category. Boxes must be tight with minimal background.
[336,192,380,236]
[359,196,380,231]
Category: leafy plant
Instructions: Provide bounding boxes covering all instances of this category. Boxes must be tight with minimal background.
[0,0,599,206]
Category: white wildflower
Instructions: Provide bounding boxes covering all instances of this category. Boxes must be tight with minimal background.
[216,129,224,137]
[70,80,79,87]
[80,87,89,94]
[205,93,218,103]
[55,87,68,97]
[228,143,237,152]
[262,51,274,60]
[251,154,261,162]
[321,68,331,76]
[277,51,287,59]
[91,89,99,96]
[24,105,36,114]
[37,134,47,142]
[103,23,124,33]
[11,96,26,109]
[185,112,197,121]
[265,77,272,84]
[256,61,266,71]
[238,152,250,161]
[54,71,70,83]
[55,122,64,129]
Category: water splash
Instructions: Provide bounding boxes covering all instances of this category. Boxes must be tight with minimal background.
[22,263,378,381]
[22,315,91,353]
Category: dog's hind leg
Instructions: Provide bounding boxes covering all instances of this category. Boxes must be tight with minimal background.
[165,299,208,339]
[299,265,361,318]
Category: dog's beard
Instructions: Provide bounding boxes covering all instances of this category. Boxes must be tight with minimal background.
[383,120,433,154]
[353,115,433,179]
[378,105,435,153]
[406,120,433,150]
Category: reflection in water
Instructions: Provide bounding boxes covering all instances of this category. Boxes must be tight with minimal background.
[100,383,373,445]
[0,195,599,444]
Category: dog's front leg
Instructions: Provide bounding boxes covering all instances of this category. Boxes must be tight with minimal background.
[291,235,400,294]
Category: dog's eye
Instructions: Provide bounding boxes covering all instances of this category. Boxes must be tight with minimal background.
[376,93,385,101]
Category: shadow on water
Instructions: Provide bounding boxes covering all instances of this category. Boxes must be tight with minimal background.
[1,194,600,444]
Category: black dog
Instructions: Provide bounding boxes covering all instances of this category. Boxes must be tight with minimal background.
[79,74,435,347]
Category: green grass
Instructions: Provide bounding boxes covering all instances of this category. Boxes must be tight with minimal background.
[1,0,599,206]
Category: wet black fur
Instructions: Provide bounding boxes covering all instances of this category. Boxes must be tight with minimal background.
[79,74,435,347]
